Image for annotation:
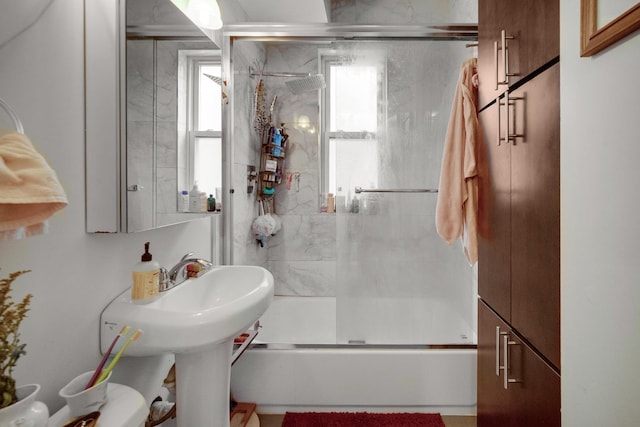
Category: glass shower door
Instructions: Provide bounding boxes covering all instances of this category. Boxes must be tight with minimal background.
[331,40,476,345]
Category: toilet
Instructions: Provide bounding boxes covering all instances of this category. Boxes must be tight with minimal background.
[48,383,148,427]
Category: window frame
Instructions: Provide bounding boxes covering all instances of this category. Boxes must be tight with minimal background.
[185,52,222,190]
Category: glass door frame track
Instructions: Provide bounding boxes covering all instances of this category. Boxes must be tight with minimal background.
[220,23,478,264]
[249,343,478,350]
[223,23,477,41]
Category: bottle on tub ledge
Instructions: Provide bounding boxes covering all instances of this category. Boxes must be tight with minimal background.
[200,191,208,212]
[319,192,327,213]
[207,194,216,212]
[326,193,335,213]
[188,181,200,212]
[215,187,222,212]
[180,190,189,212]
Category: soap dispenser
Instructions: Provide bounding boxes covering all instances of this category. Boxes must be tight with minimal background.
[131,242,160,304]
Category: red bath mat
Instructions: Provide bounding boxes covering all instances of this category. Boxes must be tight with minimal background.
[282,412,445,427]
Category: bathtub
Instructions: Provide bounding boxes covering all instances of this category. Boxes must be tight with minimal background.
[230,296,477,415]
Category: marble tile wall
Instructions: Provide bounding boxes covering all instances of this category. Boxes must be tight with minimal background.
[127,0,193,26]
[331,0,477,24]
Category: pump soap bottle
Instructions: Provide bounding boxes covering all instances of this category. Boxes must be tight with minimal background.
[131,242,160,304]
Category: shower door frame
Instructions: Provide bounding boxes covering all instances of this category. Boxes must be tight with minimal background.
[220,23,477,264]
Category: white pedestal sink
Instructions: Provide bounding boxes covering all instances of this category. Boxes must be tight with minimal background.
[100,265,274,427]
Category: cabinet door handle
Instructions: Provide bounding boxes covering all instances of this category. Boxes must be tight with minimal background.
[496,30,516,88]
[495,326,501,375]
[496,326,509,376]
[498,90,524,146]
[497,92,510,146]
[502,334,520,389]
[496,93,502,146]
[494,40,499,90]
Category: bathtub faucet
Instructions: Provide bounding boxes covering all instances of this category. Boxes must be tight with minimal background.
[159,252,213,292]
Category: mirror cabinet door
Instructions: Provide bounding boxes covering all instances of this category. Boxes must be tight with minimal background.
[85,0,219,233]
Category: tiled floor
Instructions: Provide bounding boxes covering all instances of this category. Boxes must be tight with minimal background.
[258,414,477,427]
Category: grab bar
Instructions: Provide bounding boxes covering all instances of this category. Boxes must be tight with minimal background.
[354,187,438,194]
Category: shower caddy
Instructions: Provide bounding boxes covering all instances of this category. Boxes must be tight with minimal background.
[258,123,288,206]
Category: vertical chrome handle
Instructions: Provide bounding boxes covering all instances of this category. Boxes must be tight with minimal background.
[494,40,499,90]
[502,334,509,389]
[507,93,525,144]
[497,30,516,87]
[502,334,519,390]
[498,90,525,146]
[501,30,507,85]
[496,95,502,146]
[497,92,509,146]
[503,90,510,146]
[495,327,501,375]
[496,326,509,376]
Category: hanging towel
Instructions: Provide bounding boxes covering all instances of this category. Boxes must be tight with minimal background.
[435,58,479,265]
[0,132,68,240]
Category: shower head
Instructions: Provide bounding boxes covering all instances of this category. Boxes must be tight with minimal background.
[285,74,326,94]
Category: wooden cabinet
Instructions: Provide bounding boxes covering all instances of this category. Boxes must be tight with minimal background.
[478,0,560,108]
[478,301,561,427]
[479,63,560,369]
[477,0,560,421]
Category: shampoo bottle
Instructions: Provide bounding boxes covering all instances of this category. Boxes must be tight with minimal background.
[180,190,189,212]
[131,242,160,304]
[273,128,282,156]
[189,182,200,212]
[200,192,207,212]
[207,194,216,212]
[327,193,335,213]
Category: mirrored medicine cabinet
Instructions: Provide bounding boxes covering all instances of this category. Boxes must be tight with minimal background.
[85,0,222,233]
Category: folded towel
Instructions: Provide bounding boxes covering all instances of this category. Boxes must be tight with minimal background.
[0,132,68,240]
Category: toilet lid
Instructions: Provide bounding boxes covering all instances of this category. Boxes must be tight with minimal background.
[49,384,148,427]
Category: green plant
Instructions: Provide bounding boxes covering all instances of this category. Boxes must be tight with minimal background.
[0,270,32,409]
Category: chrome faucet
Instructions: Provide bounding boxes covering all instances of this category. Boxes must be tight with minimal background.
[159,253,213,292]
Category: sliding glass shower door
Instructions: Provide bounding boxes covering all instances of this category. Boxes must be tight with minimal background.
[328,40,477,345]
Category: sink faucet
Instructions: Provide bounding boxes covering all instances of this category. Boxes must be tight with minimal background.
[159,253,213,292]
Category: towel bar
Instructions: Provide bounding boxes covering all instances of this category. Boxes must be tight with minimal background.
[354,187,438,194]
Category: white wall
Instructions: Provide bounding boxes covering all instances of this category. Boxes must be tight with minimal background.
[561,1,640,426]
[0,0,213,412]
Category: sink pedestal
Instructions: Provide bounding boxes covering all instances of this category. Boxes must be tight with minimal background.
[175,339,233,427]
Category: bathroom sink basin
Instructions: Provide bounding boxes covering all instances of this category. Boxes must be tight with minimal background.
[100,265,274,356]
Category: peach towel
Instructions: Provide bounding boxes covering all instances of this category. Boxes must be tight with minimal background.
[435,58,479,265]
[0,132,68,240]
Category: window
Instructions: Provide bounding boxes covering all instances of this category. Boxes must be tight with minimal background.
[179,51,222,200]
[320,52,386,207]
[192,61,222,198]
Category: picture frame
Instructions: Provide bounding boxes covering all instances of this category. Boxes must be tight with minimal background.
[581,0,640,57]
